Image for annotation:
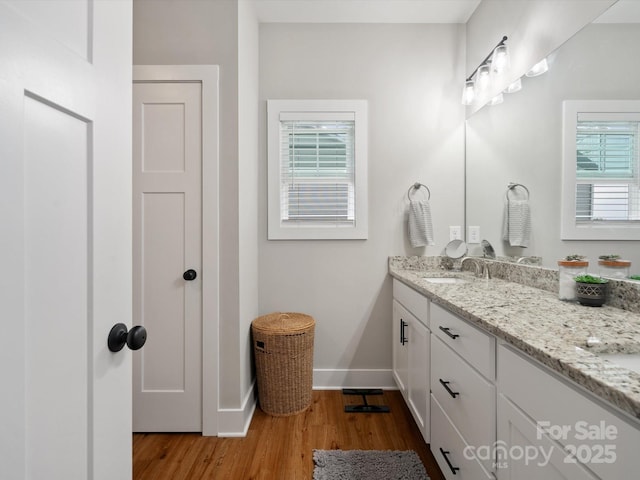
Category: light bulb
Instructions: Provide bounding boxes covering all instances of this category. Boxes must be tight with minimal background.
[504,77,522,93]
[475,65,491,91]
[488,93,504,106]
[461,80,475,105]
[526,58,549,77]
[491,45,509,74]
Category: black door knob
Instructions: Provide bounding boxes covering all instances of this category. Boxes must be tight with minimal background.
[108,323,147,352]
[183,269,197,281]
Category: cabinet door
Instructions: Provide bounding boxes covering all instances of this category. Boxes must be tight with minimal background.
[498,344,640,478]
[497,394,598,480]
[392,300,409,396]
[408,315,430,442]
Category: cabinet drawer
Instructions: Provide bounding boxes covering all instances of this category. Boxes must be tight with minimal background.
[393,279,428,326]
[432,335,495,474]
[431,395,493,480]
[498,344,640,479]
[431,303,494,380]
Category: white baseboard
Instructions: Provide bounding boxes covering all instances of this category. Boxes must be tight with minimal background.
[217,381,257,437]
[313,368,396,390]
[216,369,396,437]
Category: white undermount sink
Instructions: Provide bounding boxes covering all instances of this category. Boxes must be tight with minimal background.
[597,353,640,375]
[423,276,469,284]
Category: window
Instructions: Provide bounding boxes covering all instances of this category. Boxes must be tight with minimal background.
[267,100,368,240]
[562,100,640,240]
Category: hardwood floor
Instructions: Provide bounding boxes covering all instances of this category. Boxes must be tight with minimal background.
[133,390,445,479]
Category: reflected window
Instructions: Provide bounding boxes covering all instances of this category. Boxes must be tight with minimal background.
[576,120,640,222]
[562,100,640,240]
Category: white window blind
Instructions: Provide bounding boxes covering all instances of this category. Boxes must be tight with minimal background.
[562,101,640,240]
[280,119,355,225]
[575,119,640,222]
[267,100,368,240]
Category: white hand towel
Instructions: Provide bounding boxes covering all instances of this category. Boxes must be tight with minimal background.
[408,199,435,247]
[502,199,531,247]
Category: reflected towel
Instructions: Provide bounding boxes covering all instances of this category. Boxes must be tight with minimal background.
[502,199,531,247]
[408,199,434,247]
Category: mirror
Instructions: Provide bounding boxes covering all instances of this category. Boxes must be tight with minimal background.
[465,2,640,272]
[445,239,468,259]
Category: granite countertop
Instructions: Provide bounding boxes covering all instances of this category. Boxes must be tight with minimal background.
[389,258,640,421]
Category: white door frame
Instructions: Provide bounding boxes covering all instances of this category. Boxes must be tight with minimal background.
[133,65,219,436]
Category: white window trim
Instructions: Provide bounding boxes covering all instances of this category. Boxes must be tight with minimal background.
[561,100,640,240]
[267,99,368,240]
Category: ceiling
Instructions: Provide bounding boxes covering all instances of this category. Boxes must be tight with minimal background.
[252,0,482,24]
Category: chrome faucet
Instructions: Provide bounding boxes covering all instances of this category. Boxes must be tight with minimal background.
[461,257,481,277]
[461,257,491,279]
[516,256,536,264]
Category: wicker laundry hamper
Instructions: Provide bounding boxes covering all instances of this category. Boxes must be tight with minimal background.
[252,312,315,416]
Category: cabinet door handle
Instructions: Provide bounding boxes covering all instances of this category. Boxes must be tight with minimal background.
[439,448,460,475]
[439,379,460,398]
[400,319,408,345]
[439,326,459,339]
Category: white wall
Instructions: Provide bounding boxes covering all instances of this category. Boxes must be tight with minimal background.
[466,22,640,269]
[238,0,260,405]
[259,23,466,387]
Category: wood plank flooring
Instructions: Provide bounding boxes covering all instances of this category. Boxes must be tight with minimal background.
[133,390,446,480]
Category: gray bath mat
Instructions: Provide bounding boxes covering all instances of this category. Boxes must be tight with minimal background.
[313,449,429,480]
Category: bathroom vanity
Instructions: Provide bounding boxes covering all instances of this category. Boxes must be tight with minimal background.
[390,256,640,479]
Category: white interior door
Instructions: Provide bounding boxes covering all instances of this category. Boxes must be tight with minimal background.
[0,1,133,479]
[132,82,203,431]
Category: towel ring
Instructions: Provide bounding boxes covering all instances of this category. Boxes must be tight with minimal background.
[505,182,529,201]
[408,182,431,201]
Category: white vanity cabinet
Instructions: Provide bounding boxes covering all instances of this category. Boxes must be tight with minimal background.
[497,344,640,479]
[392,279,430,442]
[430,303,496,479]
[391,273,640,480]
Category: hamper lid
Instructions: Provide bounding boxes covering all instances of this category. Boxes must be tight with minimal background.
[252,312,315,334]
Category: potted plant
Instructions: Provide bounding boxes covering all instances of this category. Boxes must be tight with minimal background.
[598,255,631,279]
[574,274,609,307]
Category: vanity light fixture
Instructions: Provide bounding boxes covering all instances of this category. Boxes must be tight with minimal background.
[488,93,504,106]
[504,77,522,94]
[461,80,475,105]
[461,35,509,106]
[491,44,510,74]
[526,57,549,77]
[475,64,491,91]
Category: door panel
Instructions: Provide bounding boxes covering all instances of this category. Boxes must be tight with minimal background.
[142,104,187,172]
[133,82,203,432]
[24,95,90,479]
[6,0,91,59]
[0,1,132,479]
[142,193,187,391]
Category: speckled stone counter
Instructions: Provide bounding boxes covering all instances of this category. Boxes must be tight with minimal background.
[389,256,640,421]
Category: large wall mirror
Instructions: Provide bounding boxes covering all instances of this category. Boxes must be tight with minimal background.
[465,0,640,271]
